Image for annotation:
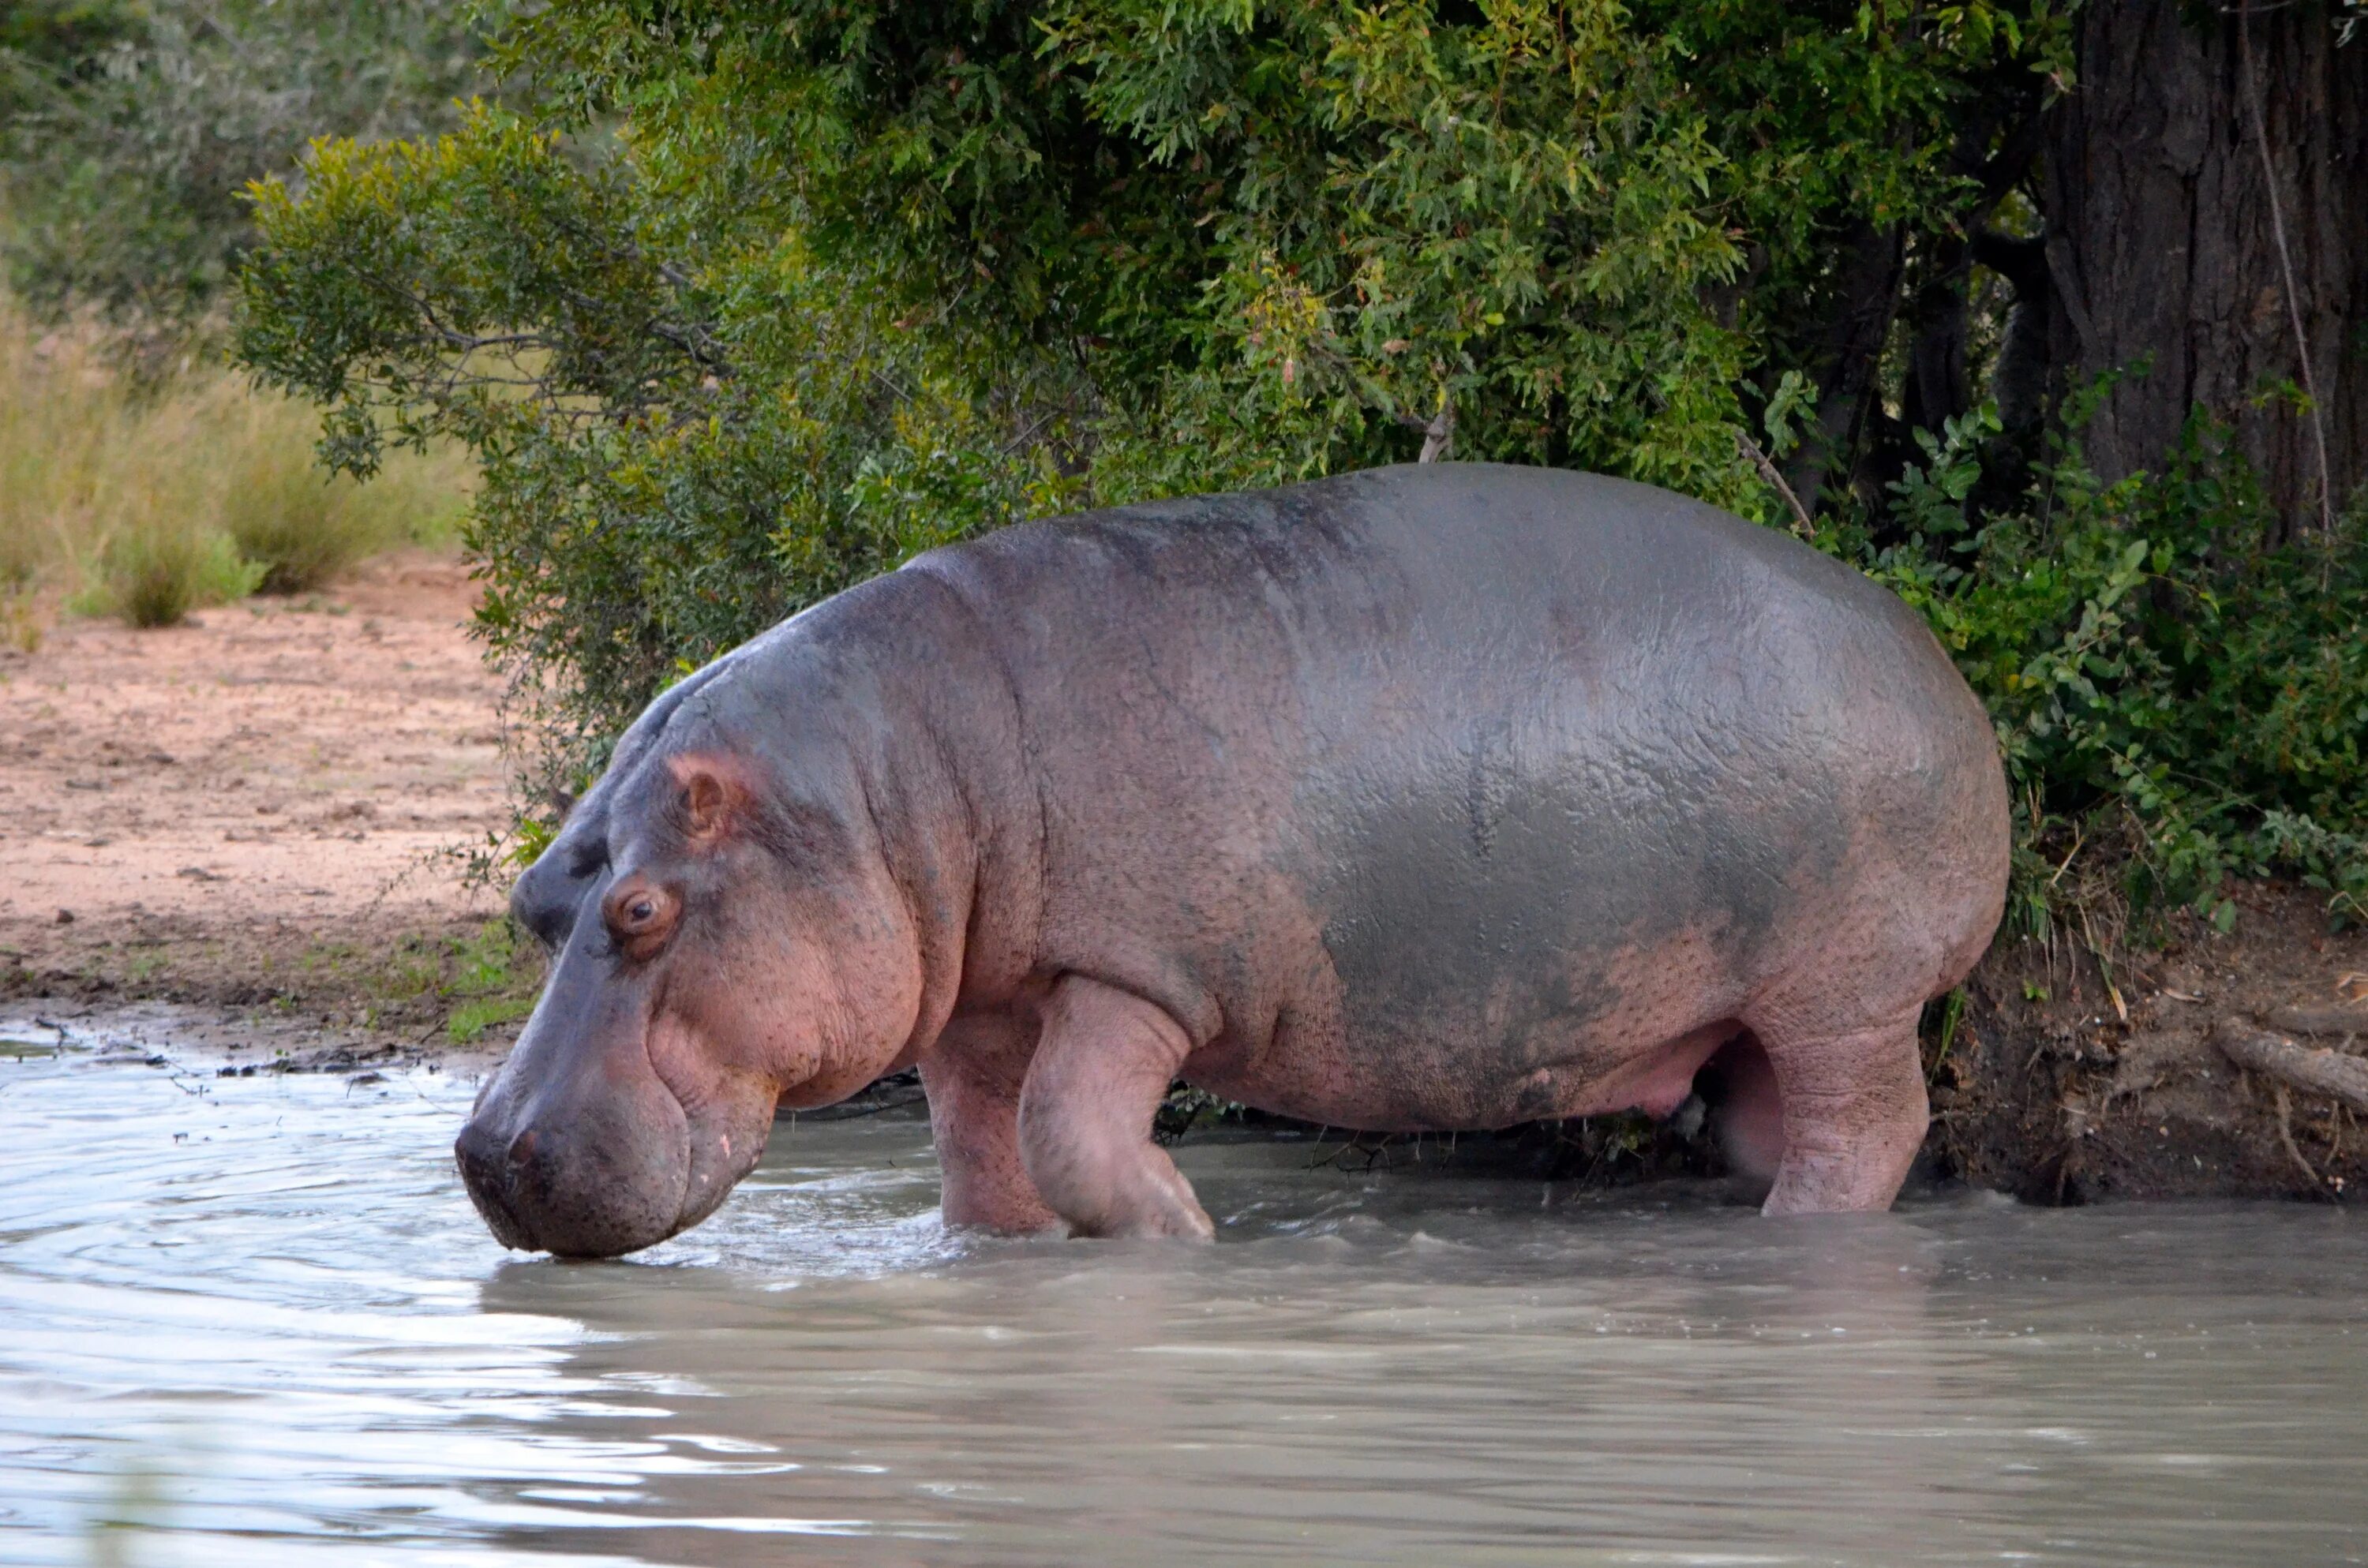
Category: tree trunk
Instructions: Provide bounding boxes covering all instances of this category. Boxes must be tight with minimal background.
[2044,2,2368,534]
[1785,219,1905,511]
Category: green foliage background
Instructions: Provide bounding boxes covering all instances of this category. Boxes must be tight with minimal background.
[222,0,2366,926]
[1,0,488,324]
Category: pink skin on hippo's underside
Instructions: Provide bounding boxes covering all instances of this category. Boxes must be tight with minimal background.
[455,464,2009,1256]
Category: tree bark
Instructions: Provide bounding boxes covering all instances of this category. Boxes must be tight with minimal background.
[2044,2,2368,534]
[1785,219,1905,511]
[1902,229,1973,440]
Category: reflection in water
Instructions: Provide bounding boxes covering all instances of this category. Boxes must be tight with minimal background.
[1,1043,2365,1565]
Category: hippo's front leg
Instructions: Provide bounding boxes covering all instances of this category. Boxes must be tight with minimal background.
[918,1017,1063,1235]
[1017,976,1216,1241]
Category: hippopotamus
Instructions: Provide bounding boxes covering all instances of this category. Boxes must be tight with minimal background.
[455,462,2009,1257]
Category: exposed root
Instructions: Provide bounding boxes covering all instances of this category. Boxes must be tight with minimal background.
[2215,1016,2368,1115]
[2261,1004,2368,1038]
[2272,1083,2321,1186]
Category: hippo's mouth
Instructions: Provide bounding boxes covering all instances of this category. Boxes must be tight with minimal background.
[642,1020,781,1242]
[455,1030,705,1259]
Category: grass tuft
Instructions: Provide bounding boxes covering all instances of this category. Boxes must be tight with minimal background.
[83,526,263,628]
[222,393,471,593]
[0,298,470,627]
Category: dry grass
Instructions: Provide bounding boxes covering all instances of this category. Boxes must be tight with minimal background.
[0,300,470,631]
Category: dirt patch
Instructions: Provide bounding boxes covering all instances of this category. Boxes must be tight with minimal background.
[1935,884,2368,1204]
[0,551,536,1035]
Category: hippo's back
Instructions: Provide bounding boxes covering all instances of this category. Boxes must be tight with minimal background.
[910,463,2006,1126]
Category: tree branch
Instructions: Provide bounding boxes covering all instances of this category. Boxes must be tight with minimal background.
[2263,1004,2368,1038]
[1738,431,1815,539]
[1397,402,1454,463]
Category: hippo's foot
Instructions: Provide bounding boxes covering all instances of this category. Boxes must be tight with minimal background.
[1755,1007,1929,1215]
[919,1023,1063,1235]
[1017,975,1216,1241]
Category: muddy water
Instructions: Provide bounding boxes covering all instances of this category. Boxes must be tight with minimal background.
[2,1037,2366,1567]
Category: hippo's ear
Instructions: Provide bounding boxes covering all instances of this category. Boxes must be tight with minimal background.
[665,754,755,847]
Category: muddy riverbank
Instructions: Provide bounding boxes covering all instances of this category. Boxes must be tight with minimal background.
[1939,884,2368,1205]
[0,550,534,1042]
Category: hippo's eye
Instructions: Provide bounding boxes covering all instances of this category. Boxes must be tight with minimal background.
[602,881,680,958]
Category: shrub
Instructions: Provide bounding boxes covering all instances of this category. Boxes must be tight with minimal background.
[238,0,2078,758]
[80,522,262,627]
[1833,394,2368,927]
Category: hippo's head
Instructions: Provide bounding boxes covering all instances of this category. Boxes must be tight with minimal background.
[455,725,929,1258]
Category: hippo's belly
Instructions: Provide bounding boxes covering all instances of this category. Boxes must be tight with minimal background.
[1178,756,1793,1133]
[1185,1001,1743,1135]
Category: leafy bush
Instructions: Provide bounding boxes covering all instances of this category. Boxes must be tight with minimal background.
[1834,393,2368,926]
[241,2,2070,756]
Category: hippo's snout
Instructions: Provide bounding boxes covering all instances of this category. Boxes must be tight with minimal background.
[455,1072,697,1259]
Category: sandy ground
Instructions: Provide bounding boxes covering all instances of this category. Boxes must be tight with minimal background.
[0,551,519,1020]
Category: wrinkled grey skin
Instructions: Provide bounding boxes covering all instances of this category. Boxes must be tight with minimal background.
[458,463,2009,1256]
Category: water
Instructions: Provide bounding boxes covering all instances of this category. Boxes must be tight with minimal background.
[3,1036,2366,1566]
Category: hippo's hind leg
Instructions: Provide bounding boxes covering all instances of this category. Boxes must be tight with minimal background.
[1017,975,1215,1241]
[1701,1036,1785,1189]
[918,1016,1062,1235]
[1744,1003,1928,1214]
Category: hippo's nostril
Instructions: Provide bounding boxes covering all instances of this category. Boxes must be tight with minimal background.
[508,1128,538,1166]
[454,1120,538,1252]
[455,1117,501,1178]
